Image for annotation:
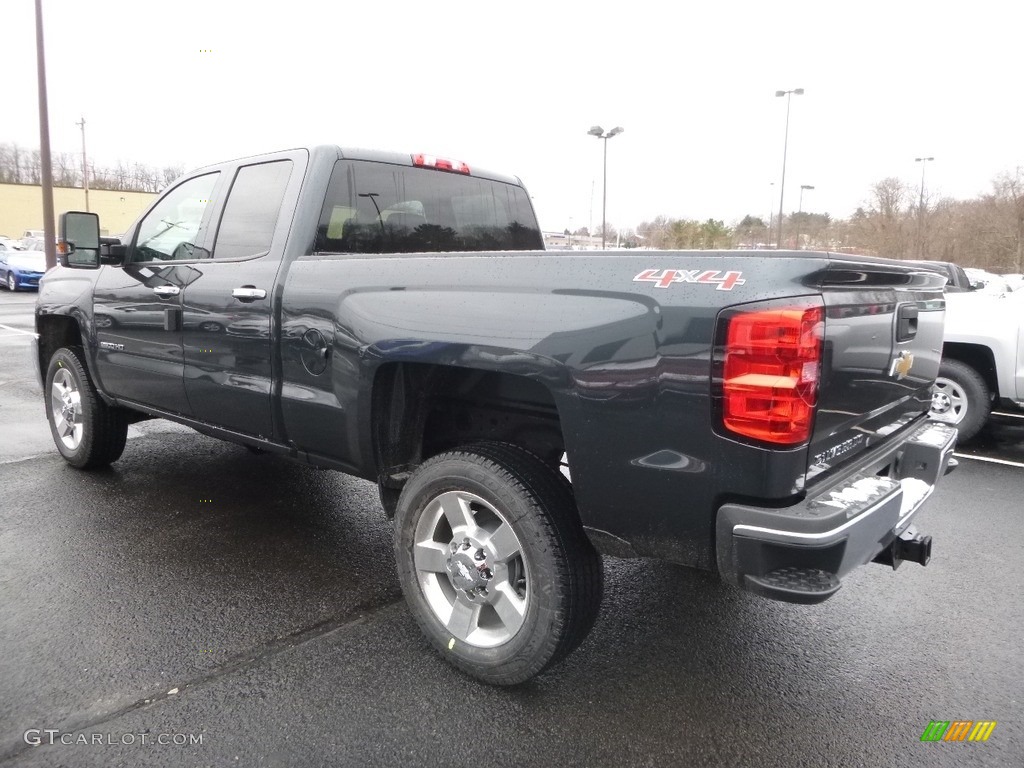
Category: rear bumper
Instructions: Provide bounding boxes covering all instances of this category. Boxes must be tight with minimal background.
[716,420,958,604]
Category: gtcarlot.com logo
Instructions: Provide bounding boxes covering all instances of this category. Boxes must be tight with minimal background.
[921,720,997,742]
[24,729,204,747]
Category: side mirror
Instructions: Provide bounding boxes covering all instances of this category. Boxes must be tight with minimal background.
[58,211,101,269]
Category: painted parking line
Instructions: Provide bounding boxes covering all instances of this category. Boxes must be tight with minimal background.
[992,411,1024,420]
[0,323,38,338]
[953,452,1024,469]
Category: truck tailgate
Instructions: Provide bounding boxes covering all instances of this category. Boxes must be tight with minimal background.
[806,258,947,482]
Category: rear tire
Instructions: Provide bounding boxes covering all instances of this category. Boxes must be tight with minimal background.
[6,273,16,291]
[394,442,603,685]
[930,359,990,442]
[45,347,129,468]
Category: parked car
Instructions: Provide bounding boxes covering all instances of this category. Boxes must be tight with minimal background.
[906,260,976,292]
[18,237,48,252]
[930,289,1024,439]
[0,248,48,291]
[1002,273,1023,291]
[963,267,1015,293]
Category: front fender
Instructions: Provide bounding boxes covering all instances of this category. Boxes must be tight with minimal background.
[35,267,106,395]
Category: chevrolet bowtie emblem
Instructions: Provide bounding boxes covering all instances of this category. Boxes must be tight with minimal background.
[889,351,915,379]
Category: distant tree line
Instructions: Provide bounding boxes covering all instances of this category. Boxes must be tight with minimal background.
[0,142,183,193]
[631,167,1024,273]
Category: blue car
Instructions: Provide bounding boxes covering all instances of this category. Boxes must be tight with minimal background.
[0,248,47,291]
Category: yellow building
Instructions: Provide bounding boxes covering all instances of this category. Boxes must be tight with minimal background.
[0,184,157,239]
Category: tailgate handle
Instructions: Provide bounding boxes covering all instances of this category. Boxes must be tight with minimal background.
[897,304,918,341]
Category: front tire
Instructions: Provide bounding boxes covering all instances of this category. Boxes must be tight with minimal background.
[394,442,603,685]
[45,347,129,468]
[930,359,990,442]
[6,273,16,291]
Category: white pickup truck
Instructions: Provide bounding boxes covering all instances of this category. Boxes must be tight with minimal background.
[930,288,1024,439]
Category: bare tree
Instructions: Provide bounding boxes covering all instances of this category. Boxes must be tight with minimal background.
[162,165,184,187]
[54,152,80,187]
[989,168,1024,272]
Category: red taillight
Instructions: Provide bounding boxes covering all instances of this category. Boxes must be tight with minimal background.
[721,302,824,445]
[412,153,471,174]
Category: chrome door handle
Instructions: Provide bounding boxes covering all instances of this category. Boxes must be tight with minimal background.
[152,285,180,297]
[232,287,267,301]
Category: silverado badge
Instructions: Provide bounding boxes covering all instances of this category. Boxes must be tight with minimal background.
[889,351,915,380]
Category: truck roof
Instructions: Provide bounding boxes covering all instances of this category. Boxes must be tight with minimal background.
[187,145,525,187]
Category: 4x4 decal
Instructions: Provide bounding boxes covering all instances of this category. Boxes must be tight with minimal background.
[634,268,746,291]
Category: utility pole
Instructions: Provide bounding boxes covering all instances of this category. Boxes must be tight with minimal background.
[35,0,57,270]
[76,116,90,212]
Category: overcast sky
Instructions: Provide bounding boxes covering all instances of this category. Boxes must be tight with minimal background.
[4,0,1022,234]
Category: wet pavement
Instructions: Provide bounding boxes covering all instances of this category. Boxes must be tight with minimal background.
[1,290,1022,767]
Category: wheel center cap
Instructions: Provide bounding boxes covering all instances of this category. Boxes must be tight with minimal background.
[931,392,951,413]
[445,545,491,592]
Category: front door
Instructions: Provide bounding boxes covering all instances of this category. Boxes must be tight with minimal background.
[92,172,221,413]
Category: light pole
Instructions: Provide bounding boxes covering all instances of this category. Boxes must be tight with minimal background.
[915,156,934,258]
[775,88,804,249]
[796,184,815,249]
[588,125,624,249]
[76,115,89,212]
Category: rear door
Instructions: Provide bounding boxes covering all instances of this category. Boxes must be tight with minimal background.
[180,152,305,439]
[806,257,947,481]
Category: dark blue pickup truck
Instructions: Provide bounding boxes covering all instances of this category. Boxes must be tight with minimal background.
[35,146,957,684]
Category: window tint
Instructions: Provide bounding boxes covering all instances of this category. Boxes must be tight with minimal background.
[133,173,218,262]
[213,160,293,260]
[315,160,542,254]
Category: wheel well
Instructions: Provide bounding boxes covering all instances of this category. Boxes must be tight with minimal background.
[372,363,566,515]
[942,343,998,399]
[36,315,84,380]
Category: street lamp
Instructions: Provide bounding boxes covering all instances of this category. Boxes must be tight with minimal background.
[796,184,815,249]
[798,184,815,212]
[588,125,624,249]
[775,88,804,249]
[915,156,934,258]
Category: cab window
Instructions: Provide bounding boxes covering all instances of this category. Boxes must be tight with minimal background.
[132,174,219,263]
[212,160,293,260]
[315,159,542,253]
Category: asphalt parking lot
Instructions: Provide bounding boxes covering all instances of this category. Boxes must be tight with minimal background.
[1,289,1021,767]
